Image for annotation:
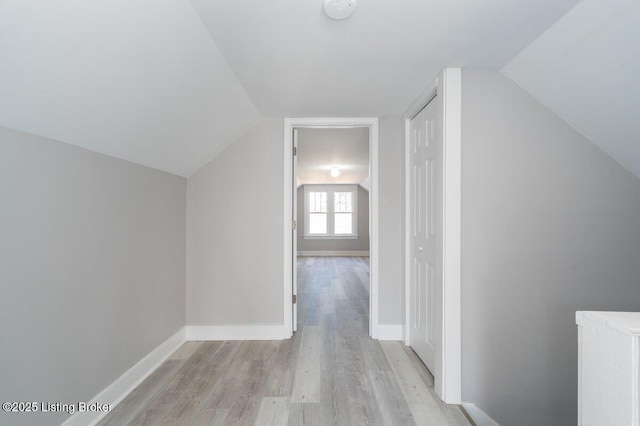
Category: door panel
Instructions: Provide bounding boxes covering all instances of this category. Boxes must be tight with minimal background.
[409,97,440,373]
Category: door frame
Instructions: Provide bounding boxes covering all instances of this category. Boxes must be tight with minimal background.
[283,117,379,338]
[404,68,462,403]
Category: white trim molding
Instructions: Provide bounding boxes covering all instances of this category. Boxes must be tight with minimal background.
[462,403,500,426]
[298,250,370,257]
[377,325,404,340]
[284,118,379,339]
[303,235,359,240]
[404,67,462,404]
[62,328,186,426]
[186,325,289,341]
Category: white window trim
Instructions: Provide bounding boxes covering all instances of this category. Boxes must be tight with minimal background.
[303,184,358,239]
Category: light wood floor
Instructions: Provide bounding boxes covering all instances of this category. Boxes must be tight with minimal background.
[99,256,471,425]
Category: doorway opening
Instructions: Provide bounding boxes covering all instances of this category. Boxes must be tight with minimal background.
[295,128,370,334]
[283,118,379,338]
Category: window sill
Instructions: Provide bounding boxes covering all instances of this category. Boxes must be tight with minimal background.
[303,235,359,240]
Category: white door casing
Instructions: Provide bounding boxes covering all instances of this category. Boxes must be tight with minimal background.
[404,67,462,403]
[283,118,379,338]
[292,128,298,332]
[408,97,439,373]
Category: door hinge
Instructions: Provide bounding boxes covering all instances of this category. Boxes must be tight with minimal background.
[292,294,297,304]
[292,220,297,230]
[293,146,297,156]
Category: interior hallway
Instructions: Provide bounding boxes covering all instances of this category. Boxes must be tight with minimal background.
[98,257,470,425]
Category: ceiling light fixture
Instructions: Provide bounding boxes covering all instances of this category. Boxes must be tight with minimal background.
[330,167,340,177]
[323,0,357,20]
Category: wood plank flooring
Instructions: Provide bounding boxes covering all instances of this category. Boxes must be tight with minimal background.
[99,256,471,425]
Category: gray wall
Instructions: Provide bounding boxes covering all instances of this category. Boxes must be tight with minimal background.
[186,118,405,328]
[378,118,404,326]
[0,127,186,426]
[297,185,369,252]
[187,119,285,325]
[461,70,640,426]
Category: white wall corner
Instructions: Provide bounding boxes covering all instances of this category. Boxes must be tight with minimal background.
[376,324,404,341]
[440,66,462,404]
[462,403,500,426]
[186,325,289,341]
[62,327,186,426]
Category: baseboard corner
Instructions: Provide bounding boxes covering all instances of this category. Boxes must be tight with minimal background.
[376,324,403,340]
[462,403,500,426]
[62,327,186,426]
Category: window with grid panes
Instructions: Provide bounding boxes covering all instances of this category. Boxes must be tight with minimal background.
[303,185,358,238]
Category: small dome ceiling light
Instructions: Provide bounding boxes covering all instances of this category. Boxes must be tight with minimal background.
[330,167,340,178]
[323,0,357,20]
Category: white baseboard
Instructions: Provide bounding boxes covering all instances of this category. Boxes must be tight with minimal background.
[62,327,186,426]
[376,324,403,340]
[298,250,370,257]
[186,325,289,341]
[462,403,500,426]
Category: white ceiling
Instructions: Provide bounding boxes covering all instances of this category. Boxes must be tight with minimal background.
[190,0,580,117]
[297,128,369,185]
[1,0,596,177]
[0,0,260,177]
[503,0,640,178]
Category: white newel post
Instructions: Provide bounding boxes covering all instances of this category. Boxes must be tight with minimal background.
[576,311,640,426]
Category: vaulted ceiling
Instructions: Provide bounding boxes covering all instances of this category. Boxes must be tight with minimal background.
[189,0,579,117]
[6,0,638,179]
[502,0,640,179]
[0,0,260,177]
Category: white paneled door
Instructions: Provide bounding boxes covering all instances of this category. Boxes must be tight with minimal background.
[408,97,441,374]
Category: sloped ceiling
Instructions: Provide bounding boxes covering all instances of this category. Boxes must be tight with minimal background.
[502,0,640,179]
[0,0,260,177]
[190,0,580,117]
[0,0,583,176]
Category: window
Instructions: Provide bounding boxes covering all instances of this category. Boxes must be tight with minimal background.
[308,191,327,234]
[304,185,358,238]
